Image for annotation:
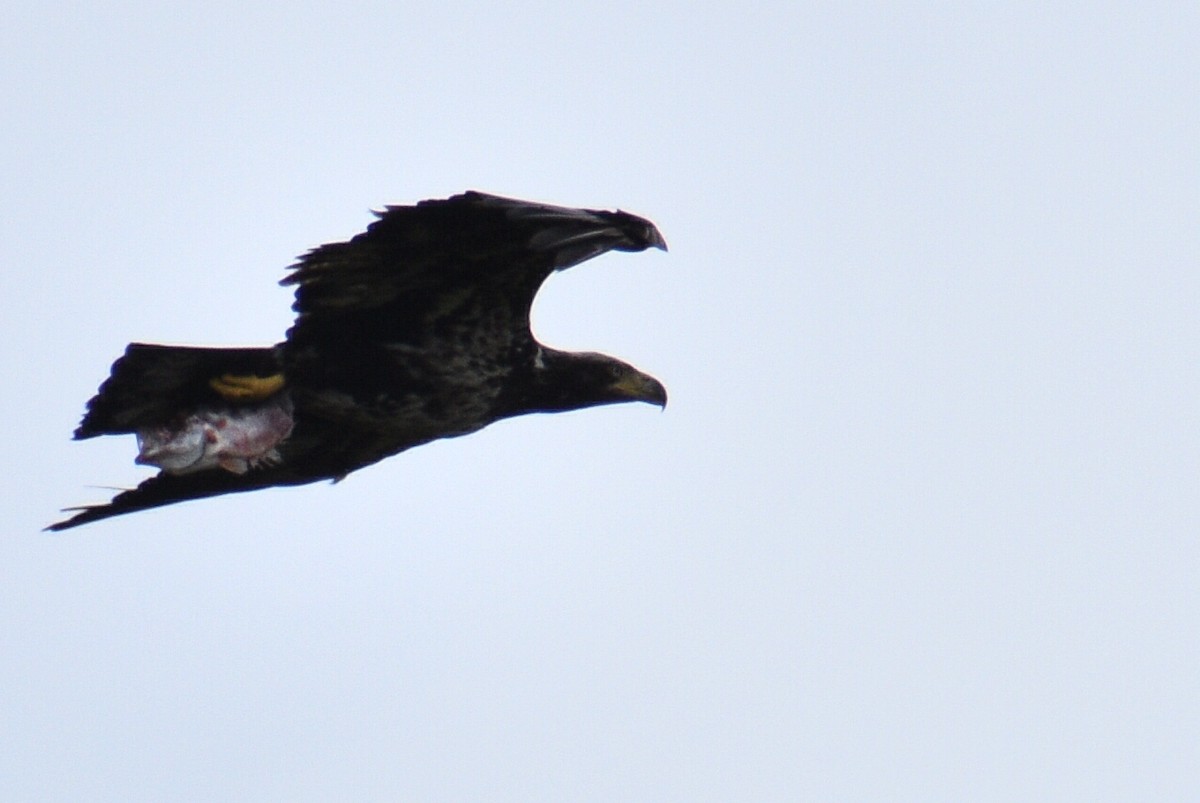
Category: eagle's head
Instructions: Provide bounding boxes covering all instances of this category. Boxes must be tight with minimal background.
[516,348,666,414]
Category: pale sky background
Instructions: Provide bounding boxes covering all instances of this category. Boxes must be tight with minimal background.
[2,3,1197,800]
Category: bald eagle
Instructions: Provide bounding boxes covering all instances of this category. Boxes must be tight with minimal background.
[48,192,667,530]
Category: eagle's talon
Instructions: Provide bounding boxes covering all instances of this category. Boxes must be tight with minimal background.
[209,373,286,401]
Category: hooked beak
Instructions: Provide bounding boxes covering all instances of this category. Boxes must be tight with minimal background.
[612,370,668,408]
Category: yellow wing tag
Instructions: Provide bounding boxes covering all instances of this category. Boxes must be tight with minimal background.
[208,373,286,401]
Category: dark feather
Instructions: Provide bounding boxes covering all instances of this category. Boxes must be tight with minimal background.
[47,471,289,531]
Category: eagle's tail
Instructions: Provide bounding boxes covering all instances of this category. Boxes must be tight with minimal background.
[74,343,284,438]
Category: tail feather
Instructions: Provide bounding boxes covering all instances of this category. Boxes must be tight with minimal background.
[75,343,283,438]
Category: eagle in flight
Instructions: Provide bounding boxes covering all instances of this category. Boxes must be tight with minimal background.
[49,191,667,530]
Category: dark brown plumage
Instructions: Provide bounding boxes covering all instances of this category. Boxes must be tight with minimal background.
[49,191,667,530]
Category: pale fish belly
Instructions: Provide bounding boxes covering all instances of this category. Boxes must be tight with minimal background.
[136,398,295,475]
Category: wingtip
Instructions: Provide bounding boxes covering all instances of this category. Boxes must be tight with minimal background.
[611,209,666,253]
[44,504,100,531]
[647,224,668,252]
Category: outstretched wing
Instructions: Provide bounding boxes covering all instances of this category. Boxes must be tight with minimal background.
[281,191,666,348]
[49,407,386,531]
[46,470,293,531]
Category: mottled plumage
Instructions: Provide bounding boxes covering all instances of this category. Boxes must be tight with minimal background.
[49,192,666,530]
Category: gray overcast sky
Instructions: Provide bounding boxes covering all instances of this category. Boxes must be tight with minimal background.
[3,2,1197,800]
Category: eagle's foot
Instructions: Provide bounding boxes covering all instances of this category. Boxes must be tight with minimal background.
[208,373,286,402]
